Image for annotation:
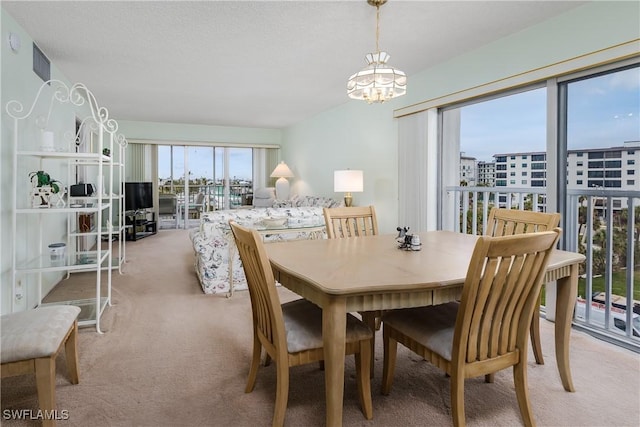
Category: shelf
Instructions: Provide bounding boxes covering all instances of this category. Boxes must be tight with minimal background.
[40,297,109,326]
[15,250,110,273]
[17,150,105,160]
[9,80,127,334]
[17,203,111,214]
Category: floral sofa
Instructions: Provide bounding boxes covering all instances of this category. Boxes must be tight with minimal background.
[189,196,343,294]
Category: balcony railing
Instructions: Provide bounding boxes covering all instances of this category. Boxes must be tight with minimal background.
[446,185,640,352]
[159,182,253,211]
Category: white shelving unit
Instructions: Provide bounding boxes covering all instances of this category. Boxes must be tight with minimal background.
[7,80,127,333]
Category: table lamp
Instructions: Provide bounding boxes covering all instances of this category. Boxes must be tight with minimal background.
[334,170,363,207]
[270,161,294,200]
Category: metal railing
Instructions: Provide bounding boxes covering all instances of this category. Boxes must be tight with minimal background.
[446,185,640,351]
[158,182,253,211]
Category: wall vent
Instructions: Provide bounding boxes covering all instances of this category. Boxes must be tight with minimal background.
[33,43,50,83]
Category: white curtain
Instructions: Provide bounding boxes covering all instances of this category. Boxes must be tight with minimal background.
[253,147,280,191]
[253,148,278,189]
[397,109,438,232]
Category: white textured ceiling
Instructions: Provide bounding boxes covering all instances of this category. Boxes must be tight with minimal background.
[3,1,584,129]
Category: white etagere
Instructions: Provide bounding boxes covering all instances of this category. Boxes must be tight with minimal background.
[7,80,127,333]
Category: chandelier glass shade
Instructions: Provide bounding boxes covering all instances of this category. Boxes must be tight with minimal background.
[347,51,406,104]
[347,0,406,104]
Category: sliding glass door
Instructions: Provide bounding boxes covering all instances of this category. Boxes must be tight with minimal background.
[158,145,254,227]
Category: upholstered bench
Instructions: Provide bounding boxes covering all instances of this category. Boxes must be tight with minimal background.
[1,305,81,426]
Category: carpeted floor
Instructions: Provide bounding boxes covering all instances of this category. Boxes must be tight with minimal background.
[2,229,639,426]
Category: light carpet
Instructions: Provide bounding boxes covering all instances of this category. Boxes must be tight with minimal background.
[2,229,639,426]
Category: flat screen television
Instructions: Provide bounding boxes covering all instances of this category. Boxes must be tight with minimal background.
[124,182,153,211]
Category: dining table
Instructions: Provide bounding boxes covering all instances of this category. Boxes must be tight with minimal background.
[264,230,585,427]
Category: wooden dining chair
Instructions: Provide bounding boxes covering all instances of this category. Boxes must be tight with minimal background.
[323,206,379,239]
[229,221,373,427]
[381,229,560,427]
[485,207,561,366]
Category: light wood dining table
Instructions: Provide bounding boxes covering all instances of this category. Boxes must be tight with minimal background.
[265,230,585,427]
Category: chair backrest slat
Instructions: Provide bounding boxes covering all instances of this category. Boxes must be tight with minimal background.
[323,206,379,239]
[455,230,561,365]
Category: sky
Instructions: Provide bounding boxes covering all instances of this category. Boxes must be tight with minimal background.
[159,66,639,181]
[461,66,640,162]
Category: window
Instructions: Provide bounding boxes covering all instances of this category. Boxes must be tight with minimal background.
[628,180,635,185]
[510,156,516,160]
[496,164,507,170]
[496,172,507,178]
[510,163,516,168]
[576,152,584,157]
[522,163,528,168]
[531,154,545,161]
[531,180,545,187]
[510,172,516,176]
[495,156,507,162]
[532,171,546,178]
[577,161,583,166]
[522,171,528,176]
[605,160,622,168]
[628,159,636,165]
[158,144,255,215]
[522,155,528,159]
[510,180,516,185]
[531,163,546,170]
[604,180,621,188]
[577,170,583,176]
[496,180,507,186]
[628,169,636,175]
[588,170,604,178]
[577,180,583,185]
[521,180,527,185]
[605,170,621,178]
[589,152,604,159]
[588,161,604,168]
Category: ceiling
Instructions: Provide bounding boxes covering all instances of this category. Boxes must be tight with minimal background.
[3,1,585,129]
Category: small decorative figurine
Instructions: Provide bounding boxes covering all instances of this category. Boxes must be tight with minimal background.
[396,226,421,251]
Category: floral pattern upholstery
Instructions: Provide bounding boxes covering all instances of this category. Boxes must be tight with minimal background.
[189,197,342,294]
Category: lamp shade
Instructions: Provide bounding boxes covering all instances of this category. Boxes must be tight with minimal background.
[334,170,364,192]
[270,161,294,178]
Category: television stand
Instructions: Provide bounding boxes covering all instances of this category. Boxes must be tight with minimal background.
[125,210,157,241]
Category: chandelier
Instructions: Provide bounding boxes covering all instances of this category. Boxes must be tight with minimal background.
[347,0,407,104]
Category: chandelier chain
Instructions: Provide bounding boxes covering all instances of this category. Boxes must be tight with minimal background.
[375,5,380,53]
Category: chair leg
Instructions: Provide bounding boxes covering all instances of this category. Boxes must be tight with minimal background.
[355,341,373,420]
[360,311,377,378]
[273,357,289,427]
[450,372,466,427]
[381,326,398,395]
[485,373,495,383]
[34,357,56,427]
[530,298,544,365]
[64,321,80,384]
[513,362,535,427]
[246,334,262,393]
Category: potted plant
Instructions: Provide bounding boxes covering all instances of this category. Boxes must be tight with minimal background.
[29,170,62,207]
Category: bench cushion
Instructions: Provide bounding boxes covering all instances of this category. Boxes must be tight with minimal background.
[1,305,81,364]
